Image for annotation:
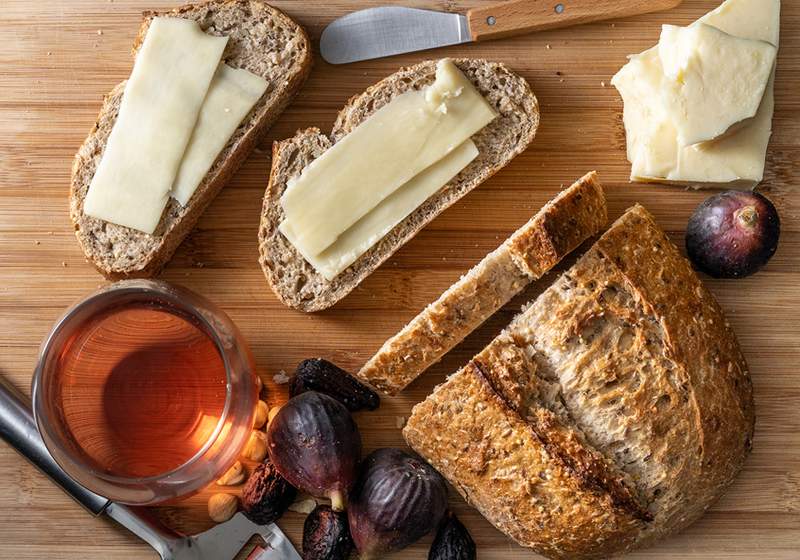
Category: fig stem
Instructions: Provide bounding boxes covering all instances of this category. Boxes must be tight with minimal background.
[735,205,758,229]
[330,490,346,512]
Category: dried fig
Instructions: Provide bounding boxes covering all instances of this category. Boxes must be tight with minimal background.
[302,504,354,560]
[241,461,297,525]
[429,511,476,560]
[290,359,380,411]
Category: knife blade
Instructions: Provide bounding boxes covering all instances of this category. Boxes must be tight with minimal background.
[320,1,684,64]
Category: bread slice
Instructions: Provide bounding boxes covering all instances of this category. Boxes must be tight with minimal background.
[258,59,540,312]
[70,0,311,279]
[404,205,754,560]
[357,172,607,395]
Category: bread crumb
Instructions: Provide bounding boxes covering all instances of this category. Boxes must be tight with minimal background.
[61,261,68,267]
[545,44,551,50]
[601,81,606,87]
[396,416,406,429]
[273,370,290,384]
[96,29,103,36]
[34,240,40,245]
[46,51,52,56]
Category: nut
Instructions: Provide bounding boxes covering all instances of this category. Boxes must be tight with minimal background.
[253,400,269,429]
[208,493,238,523]
[216,460,246,486]
[242,430,268,462]
[267,405,280,426]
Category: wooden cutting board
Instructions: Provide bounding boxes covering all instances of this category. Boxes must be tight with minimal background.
[1,1,798,558]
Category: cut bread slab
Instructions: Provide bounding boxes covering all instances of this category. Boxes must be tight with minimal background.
[71,0,312,279]
[404,205,754,560]
[259,59,540,312]
[357,171,607,395]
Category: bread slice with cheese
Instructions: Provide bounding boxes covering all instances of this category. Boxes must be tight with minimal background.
[71,0,311,279]
[404,205,755,559]
[258,59,540,312]
[357,172,607,395]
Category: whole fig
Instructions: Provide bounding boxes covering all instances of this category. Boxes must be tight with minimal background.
[291,358,380,411]
[348,448,448,559]
[241,461,297,525]
[302,504,354,560]
[267,391,361,511]
[429,511,476,560]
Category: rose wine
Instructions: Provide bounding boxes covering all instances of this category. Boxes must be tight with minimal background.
[52,301,228,479]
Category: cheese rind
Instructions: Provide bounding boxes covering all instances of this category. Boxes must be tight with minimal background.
[279,59,497,257]
[171,64,268,206]
[83,18,228,233]
[657,23,776,147]
[282,140,479,280]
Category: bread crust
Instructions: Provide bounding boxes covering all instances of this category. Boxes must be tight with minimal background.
[404,205,754,558]
[70,0,312,279]
[356,172,607,395]
[258,59,540,311]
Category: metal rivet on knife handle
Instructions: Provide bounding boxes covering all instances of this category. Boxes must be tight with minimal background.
[466,0,683,42]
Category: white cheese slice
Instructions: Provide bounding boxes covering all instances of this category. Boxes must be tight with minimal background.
[657,23,776,146]
[611,0,780,187]
[280,59,497,257]
[171,64,268,206]
[83,18,228,233]
[282,140,478,280]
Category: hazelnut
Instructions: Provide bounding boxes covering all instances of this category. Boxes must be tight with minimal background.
[242,430,268,462]
[267,405,280,426]
[208,493,238,523]
[253,400,269,429]
[216,460,246,486]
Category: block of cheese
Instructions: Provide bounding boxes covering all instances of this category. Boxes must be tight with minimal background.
[83,18,228,233]
[611,0,780,188]
[279,59,497,257]
[282,140,478,280]
[657,23,776,147]
[171,64,268,206]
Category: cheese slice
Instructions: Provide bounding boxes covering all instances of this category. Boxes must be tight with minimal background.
[282,140,478,280]
[171,64,268,206]
[83,18,228,233]
[657,23,776,146]
[280,59,497,257]
[612,0,780,187]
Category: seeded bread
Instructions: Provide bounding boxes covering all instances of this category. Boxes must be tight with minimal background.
[258,59,540,312]
[70,0,312,279]
[404,205,754,560]
[357,171,607,395]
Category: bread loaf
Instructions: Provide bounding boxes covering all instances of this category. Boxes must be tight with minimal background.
[404,205,754,559]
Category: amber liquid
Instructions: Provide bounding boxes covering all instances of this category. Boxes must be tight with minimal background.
[54,302,228,479]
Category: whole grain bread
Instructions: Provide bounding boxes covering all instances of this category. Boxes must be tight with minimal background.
[70,0,311,279]
[404,205,754,560]
[357,171,607,395]
[258,59,540,312]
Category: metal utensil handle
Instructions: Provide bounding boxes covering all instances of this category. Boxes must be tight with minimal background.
[0,376,110,515]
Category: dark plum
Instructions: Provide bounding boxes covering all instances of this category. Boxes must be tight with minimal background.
[302,504,354,560]
[290,358,380,411]
[348,448,448,559]
[267,391,361,511]
[429,511,476,560]
[686,190,780,278]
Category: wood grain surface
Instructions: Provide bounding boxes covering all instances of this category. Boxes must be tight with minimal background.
[1,1,798,558]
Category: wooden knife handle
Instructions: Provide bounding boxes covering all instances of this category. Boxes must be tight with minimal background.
[467,0,683,42]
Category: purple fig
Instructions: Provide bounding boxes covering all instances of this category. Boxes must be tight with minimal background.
[348,448,448,559]
[267,391,361,511]
[686,190,780,278]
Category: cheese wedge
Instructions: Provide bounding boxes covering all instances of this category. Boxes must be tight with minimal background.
[279,59,497,257]
[84,18,228,233]
[612,0,780,187]
[171,64,268,206]
[282,140,478,280]
[657,23,776,146]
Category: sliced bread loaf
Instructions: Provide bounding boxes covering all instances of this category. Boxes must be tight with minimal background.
[258,59,540,312]
[71,0,311,279]
[404,205,754,559]
[357,171,607,395]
